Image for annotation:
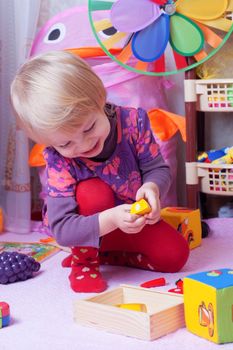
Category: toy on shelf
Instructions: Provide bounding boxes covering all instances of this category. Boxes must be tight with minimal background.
[160,207,202,249]
[184,268,233,344]
[198,147,233,165]
[212,148,233,165]
[130,199,151,215]
[197,147,233,194]
[0,302,10,328]
[196,34,233,80]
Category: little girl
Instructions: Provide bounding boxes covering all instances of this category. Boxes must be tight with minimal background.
[10,51,189,293]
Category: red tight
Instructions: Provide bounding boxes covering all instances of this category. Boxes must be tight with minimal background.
[76,178,189,273]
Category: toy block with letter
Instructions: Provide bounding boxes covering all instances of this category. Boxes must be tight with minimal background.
[160,207,201,249]
[184,269,233,344]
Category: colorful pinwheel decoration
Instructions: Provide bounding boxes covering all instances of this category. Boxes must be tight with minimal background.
[89,0,233,75]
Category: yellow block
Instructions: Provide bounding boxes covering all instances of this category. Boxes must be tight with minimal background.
[184,277,218,343]
[160,207,202,249]
[115,303,147,312]
[130,199,151,215]
[0,208,3,232]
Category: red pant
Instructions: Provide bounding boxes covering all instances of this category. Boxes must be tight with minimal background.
[76,178,189,273]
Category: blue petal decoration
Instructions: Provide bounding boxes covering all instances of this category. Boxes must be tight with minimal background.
[131,14,170,62]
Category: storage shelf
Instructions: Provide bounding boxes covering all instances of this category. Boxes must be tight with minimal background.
[185,77,233,210]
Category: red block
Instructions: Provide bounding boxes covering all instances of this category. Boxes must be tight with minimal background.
[0,302,10,317]
[140,277,166,288]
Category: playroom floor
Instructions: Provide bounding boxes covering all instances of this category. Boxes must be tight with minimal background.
[1,218,233,350]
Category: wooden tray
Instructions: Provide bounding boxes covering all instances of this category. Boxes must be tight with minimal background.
[74,284,185,340]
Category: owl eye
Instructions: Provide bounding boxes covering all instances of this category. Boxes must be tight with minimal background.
[43,23,66,44]
[99,26,118,39]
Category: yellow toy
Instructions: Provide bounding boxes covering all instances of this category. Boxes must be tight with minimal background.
[212,148,233,165]
[184,269,233,344]
[115,303,147,312]
[160,207,201,249]
[130,199,151,215]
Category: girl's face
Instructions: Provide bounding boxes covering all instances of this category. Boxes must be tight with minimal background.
[46,111,110,159]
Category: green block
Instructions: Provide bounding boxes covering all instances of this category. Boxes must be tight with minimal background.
[184,269,233,344]
[217,286,233,343]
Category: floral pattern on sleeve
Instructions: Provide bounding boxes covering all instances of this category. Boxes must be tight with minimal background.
[102,156,120,176]
[112,171,141,202]
[122,109,138,141]
[123,108,159,164]
[43,147,77,198]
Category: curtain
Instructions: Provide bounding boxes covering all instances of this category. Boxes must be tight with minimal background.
[0,0,41,233]
[0,0,86,234]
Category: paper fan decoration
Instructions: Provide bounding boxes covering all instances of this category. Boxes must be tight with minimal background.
[88,0,233,75]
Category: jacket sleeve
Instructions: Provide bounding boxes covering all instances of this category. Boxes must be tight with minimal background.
[46,196,100,247]
[135,108,172,200]
[43,147,100,247]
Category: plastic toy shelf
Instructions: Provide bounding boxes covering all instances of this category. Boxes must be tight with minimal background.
[189,79,233,112]
[187,163,233,196]
[184,77,233,210]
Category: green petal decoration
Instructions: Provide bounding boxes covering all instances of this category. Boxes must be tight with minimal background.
[169,13,204,56]
[88,0,233,75]
[90,0,114,11]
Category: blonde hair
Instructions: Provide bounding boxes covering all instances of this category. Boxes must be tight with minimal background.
[10,51,107,134]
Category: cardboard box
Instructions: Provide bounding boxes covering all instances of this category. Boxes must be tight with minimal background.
[74,284,185,341]
[161,207,202,249]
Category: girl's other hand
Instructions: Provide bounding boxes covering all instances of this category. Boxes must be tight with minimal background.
[113,204,146,234]
[99,204,146,236]
[135,182,161,225]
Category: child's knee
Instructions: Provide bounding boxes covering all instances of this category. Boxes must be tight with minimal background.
[153,237,190,273]
[76,178,115,215]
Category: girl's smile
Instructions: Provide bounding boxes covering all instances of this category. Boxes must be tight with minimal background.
[41,111,110,159]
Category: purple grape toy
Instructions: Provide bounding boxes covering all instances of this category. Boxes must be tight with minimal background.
[0,252,41,284]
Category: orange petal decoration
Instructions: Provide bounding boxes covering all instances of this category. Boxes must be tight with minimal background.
[148,109,186,142]
[29,144,46,167]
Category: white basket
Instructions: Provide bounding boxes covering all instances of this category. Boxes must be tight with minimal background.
[197,163,233,195]
[185,79,233,112]
[196,79,233,112]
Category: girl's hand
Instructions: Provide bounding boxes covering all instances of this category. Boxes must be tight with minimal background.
[135,182,161,225]
[99,204,146,236]
[112,204,146,234]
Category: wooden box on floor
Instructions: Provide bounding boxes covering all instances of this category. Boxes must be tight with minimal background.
[74,285,185,340]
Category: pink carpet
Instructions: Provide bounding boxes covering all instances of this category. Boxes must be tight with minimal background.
[1,218,233,350]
